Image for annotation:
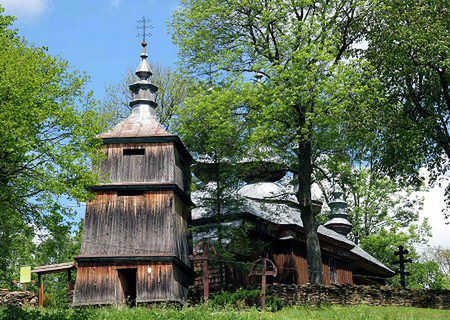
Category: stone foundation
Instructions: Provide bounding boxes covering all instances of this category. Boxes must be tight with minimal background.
[189,284,450,309]
[1,285,448,309]
[0,289,38,307]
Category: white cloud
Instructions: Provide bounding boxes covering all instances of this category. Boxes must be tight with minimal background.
[419,181,450,248]
[0,0,51,19]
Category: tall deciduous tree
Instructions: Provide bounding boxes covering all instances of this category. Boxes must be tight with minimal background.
[172,0,370,284]
[174,84,257,259]
[365,0,450,216]
[0,9,106,284]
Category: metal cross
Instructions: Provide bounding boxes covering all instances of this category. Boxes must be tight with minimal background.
[136,16,152,43]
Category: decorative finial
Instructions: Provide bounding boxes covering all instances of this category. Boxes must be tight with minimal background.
[128,16,158,110]
[136,16,152,54]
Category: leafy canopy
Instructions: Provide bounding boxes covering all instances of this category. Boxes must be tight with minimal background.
[0,8,106,286]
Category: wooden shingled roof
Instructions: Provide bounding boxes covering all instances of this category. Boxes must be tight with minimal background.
[32,262,76,274]
[100,106,171,139]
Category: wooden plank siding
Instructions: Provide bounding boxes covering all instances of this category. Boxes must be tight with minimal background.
[173,195,190,265]
[74,136,194,305]
[99,143,188,191]
[272,253,309,285]
[73,262,188,306]
[80,191,190,265]
[193,250,354,287]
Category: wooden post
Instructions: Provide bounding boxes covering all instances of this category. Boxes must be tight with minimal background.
[261,258,267,311]
[37,273,44,307]
[202,242,210,301]
[68,269,74,292]
[190,241,217,302]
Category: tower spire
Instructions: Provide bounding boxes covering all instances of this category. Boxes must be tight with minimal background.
[324,188,352,237]
[129,17,158,111]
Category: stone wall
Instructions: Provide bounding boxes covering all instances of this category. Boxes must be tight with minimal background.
[189,284,450,309]
[0,289,38,307]
[268,284,450,309]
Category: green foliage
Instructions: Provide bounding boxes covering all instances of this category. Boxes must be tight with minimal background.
[30,220,83,307]
[1,305,449,320]
[210,288,283,311]
[174,84,248,160]
[358,229,449,289]
[406,261,450,290]
[174,84,262,261]
[171,0,375,284]
[0,7,106,289]
[364,0,450,216]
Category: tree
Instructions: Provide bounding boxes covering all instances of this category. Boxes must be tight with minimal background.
[365,0,450,217]
[104,63,192,128]
[0,8,106,285]
[0,201,35,288]
[315,151,448,289]
[172,0,371,284]
[316,159,426,241]
[33,219,83,306]
[422,247,450,276]
[174,83,265,261]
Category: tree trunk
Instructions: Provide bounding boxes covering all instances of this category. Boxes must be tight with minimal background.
[297,138,324,284]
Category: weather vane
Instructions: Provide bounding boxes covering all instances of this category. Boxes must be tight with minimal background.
[136,16,152,45]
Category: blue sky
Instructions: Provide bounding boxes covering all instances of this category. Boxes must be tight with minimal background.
[1,0,181,226]
[1,0,449,248]
[1,0,180,102]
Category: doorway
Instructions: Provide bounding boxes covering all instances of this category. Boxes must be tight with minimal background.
[118,268,137,307]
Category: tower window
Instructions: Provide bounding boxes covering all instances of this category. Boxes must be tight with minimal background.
[117,190,145,196]
[123,148,145,156]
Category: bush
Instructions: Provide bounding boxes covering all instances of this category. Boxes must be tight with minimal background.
[209,288,283,311]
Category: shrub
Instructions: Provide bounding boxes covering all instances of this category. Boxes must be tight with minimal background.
[209,288,283,311]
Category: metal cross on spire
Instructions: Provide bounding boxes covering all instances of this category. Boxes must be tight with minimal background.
[136,16,152,45]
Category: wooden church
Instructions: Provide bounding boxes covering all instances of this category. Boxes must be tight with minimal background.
[72,40,194,306]
[70,32,392,308]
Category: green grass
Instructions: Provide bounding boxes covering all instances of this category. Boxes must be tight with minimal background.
[0,305,449,320]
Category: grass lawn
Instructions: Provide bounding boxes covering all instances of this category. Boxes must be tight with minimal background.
[0,305,449,320]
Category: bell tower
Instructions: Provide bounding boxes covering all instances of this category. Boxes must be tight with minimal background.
[73,34,193,306]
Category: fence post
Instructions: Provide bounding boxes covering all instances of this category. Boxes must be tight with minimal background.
[190,241,217,302]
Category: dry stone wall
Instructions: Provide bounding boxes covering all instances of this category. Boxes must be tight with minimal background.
[267,284,449,309]
[189,284,450,309]
[0,289,38,307]
[1,285,448,309]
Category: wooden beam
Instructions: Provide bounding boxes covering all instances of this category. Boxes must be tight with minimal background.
[101,136,194,163]
[90,184,194,206]
[37,274,44,307]
[68,269,74,292]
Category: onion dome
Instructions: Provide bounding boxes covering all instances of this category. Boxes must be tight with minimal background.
[324,189,352,237]
[238,182,288,200]
[100,41,170,139]
[129,41,158,109]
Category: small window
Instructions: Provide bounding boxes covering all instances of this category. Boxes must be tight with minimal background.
[123,148,145,156]
[117,190,145,196]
